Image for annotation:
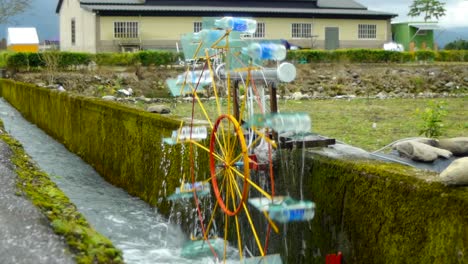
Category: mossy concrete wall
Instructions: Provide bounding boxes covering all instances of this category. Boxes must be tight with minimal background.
[0,79,208,213]
[1,79,467,263]
[272,151,468,263]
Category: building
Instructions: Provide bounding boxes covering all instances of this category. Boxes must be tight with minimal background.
[392,22,439,51]
[56,0,397,53]
[7,27,40,52]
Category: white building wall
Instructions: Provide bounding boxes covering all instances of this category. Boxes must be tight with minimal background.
[58,0,97,52]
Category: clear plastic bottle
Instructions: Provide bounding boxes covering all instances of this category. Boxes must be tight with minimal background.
[178,126,208,140]
[242,43,287,61]
[176,71,212,86]
[266,113,311,133]
[214,17,257,34]
[192,29,225,44]
[268,199,315,223]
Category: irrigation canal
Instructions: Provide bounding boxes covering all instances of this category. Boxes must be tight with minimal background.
[0,98,239,264]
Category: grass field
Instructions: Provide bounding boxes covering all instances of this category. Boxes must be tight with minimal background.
[170,97,467,151]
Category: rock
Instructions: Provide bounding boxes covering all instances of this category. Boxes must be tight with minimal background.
[413,138,438,147]
[376,91,388,99]
[57,85,66,92]
[102,95,116,101]
[292,92,303,100]
[393,140,452,162]
[445,82,454,88]
[436,137,468,156]
[147,105,171,114]
[117,89,131,96]
[440,157,468,185]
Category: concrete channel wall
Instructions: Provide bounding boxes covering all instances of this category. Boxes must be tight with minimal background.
[0,79,210,214]
[1,79,467,263]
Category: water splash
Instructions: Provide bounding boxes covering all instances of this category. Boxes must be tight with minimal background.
[0,98,234,264]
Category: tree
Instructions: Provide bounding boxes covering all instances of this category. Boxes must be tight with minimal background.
[0,0,30,25]
[444,39,468,50]
[408,0,446,22]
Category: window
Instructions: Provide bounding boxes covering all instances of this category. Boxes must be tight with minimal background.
[416,30,428,35]
[194,22,203,33]
[71,18,76,45]
[358,24,377,39]
[253,22,265,38]
[114,22,139,38]
[292,23,312,38]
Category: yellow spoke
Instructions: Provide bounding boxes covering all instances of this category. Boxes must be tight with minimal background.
[230,151,247,166]
[252,127,277,148]
[235,215,243,260]
[231,167,272,200]
[205,168,228,239]
[205,50,221,116]
[246,135,262,151]
[230,132,241,163]
[226,36,231,117]
[242,203,265,257]
[228,169,240,210]
[225,133,235,164]
[215,126,227,161]
[192,41,204,59]
[189,140,225,163]
[224,208,228,261]
[230,174,265,257]
[217,120,230,161]
[263,211,279,234]
[204,201,219,240]
[191,89,214,129]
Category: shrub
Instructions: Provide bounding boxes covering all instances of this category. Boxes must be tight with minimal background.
[414,50,435,61]
[95,53,138,66]
[288,49,421,63]
[7,52,29,70]
[136,50,175,66]
[59,52,92,69]
[444,39,468,50]
[0,51,12,68]
[27,52,45,68]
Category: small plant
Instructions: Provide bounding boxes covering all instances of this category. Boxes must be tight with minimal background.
[416,100,448,138]
[41,51,61,84]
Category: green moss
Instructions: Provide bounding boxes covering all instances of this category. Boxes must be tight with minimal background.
[0,79,197,215]
[273,152,468,264]
[0,121,123,264]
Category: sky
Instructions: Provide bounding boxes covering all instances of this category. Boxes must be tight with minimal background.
[357,0,468,27]
[0,0,58,42]
[0,0,466,42]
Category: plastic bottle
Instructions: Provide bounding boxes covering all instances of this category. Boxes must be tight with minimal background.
[176,71,212,86]
[242,43,287,61]
[178,126,208,140]
[192,29,226,44]
[214,17,257,34]
[268,199,315,223]
[266,113,311,133]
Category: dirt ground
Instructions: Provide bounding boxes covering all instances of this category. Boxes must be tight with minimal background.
[11,63,468,99]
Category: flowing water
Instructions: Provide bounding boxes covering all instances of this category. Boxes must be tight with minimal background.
[0,98,237,264]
